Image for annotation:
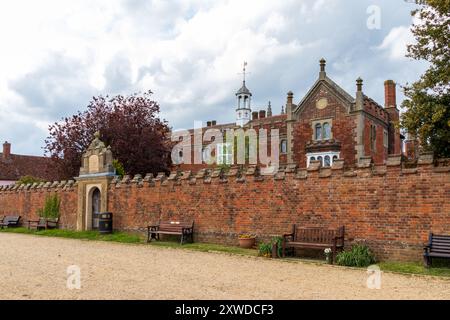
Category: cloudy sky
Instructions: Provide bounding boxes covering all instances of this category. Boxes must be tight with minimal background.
[0,0,427,156]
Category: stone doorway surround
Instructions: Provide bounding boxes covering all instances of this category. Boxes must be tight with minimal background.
[75,132,116,231]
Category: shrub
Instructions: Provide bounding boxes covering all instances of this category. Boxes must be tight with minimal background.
[336,244,376,267]
[258,237,283,258]
[17,175,44,185]
[38,194,60,219]
[258,242,272,257]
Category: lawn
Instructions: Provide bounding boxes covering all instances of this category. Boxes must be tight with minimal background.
[0,227,257,256]
[379,261,450,278]
[0,227,141,243]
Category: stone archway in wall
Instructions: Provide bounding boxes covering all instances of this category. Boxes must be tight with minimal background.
[75,132,115,231]
[87,186,101,230]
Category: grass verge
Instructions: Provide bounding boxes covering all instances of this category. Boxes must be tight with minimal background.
[0,227,257,255]
[379,260,450,278]
[0,227,141,243]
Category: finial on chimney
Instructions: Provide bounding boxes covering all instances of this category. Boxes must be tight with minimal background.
[356,77,363,92]
[286,91,294,105]
[320,58,326,72]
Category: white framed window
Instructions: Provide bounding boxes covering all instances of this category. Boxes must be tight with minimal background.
[217,142,233,165]
[307,151,340,167]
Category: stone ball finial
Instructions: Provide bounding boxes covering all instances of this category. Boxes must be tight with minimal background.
[320,58,326,72]
[94,131,101,139]
[356,77,363,91]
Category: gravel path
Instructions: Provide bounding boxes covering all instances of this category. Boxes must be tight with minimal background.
[0,233,449,300]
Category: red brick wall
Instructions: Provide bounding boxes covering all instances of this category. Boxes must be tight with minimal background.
[0,188,77,229]
[0,157,449,262]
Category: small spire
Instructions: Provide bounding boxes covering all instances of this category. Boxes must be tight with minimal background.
[267,101,272,117]
[281,105,285,114]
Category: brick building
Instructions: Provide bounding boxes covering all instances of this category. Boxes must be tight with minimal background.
[0,141,54,186]
[174,59,402,170]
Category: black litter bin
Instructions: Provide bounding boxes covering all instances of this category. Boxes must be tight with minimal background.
[98,212,113,234]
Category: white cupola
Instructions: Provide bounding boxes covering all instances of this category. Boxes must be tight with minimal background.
[235,62,252,127]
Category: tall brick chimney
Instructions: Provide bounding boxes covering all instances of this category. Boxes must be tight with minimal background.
[384,80,396,108]
[259,110,266,119]
[252,111,259,120]
[3,141,11,160]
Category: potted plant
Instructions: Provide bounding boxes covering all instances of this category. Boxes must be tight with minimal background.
[238,233,256,249]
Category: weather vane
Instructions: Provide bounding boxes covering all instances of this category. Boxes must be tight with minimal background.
[238,61,250,84]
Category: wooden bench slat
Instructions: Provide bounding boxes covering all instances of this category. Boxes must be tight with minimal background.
[428,252,450,258]
[424,233,450,267]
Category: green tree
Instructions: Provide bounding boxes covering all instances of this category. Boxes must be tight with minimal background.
[400,0,450,157]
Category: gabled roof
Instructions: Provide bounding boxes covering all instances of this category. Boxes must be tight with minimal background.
[293,75,355,114]
[0,153,54,181]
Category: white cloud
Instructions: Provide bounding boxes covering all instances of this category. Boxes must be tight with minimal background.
[0,0,427,155]
[377,25,415,60]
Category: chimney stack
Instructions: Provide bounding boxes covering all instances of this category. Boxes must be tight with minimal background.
[259,110,266,119]
[206,121,212,127]
[355,78,364,110]
[384,80,396,108]
[252,111,259,120]
[211,120,217,126]
[3,141,11,160]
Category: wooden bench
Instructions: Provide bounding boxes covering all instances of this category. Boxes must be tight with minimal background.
[424,233,450,267]
[0,215,21,229]
[147,220,194,245]
[27,217,59,231]
[282,225,345,264]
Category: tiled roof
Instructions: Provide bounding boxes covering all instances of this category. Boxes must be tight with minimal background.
[0,153,54,181]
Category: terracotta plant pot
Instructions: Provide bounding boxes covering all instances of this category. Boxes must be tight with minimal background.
[239,237,256,249]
